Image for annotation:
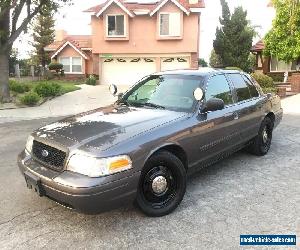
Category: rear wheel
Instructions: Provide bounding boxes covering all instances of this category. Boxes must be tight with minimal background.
[136,151,186,217]
[247,117,274,156]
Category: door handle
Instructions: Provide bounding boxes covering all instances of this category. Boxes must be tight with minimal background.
[233,112,239,120]
[224,112,239,120]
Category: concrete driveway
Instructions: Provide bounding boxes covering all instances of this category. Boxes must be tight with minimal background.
[0,84,129,124]
[0,96,299,249]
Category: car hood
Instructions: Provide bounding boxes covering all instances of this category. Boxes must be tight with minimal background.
[34,105,187,152]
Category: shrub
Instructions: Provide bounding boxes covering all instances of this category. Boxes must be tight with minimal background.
[225,66,243,71]
[251,72,277,94]
[20,92,41,106]
[9,80,31,93]
[251,72,275,88]
[48,62,63,73]
[85,75,97,85]
[34,82,62,97]
[44,69,55,80]
[262,87,277,94]
[268,74,284,83]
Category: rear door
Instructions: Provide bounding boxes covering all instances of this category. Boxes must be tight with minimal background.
[226,73,263,141]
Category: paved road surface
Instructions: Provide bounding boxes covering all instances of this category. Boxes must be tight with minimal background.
[0,113,299,249]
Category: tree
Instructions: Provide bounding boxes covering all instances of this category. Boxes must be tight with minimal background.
[0,0,70,102]
[9,48,18,75]
[264,0,300,62]
[213,0,255,72]
[209,49,223,68]
[31,6,55,67]
[198,58,208,67]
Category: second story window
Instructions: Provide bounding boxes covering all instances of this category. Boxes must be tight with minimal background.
[159,13,181,37]
[107,15,125,37]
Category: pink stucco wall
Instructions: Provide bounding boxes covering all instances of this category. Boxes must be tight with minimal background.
[91,2,199,54]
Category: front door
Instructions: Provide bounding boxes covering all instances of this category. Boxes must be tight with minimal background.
[188,74,241,169]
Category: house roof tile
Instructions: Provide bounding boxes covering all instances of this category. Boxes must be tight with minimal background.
[50,39,90,59]
[45,35,92,51]
[251,40,265,52]
[84,0,205,14]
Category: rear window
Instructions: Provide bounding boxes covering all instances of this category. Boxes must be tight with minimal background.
[242,75,259,98]
[227,74,251,102]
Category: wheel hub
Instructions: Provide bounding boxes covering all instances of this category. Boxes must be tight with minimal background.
[151,175,168,194]
[262,128,268,143]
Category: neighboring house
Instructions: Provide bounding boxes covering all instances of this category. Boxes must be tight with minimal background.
[45,0,205,85]
[251,40,299,76]
[45,31,94,78]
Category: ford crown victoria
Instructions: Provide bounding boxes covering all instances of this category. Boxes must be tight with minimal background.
[18,69,283,217]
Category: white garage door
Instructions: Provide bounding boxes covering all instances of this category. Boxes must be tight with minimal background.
[101,58,156,85]
[161,57,190,71]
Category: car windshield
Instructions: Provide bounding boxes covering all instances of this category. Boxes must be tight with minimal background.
[120,74,204,112]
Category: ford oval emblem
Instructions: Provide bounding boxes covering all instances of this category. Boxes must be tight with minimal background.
[41,149,49,157]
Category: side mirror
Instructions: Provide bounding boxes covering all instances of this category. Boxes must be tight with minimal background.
[109,84,118,96]
[201,98,224,113]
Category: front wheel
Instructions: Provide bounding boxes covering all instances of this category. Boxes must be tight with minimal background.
[136,151,186,217]
[247,117,274,156]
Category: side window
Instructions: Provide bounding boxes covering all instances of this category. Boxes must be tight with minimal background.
[242,75,259,98]
[205,74,233,105]
[228,74,251,102]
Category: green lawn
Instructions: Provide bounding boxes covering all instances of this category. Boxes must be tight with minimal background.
[8,80,82,106]
[35,81,81,94]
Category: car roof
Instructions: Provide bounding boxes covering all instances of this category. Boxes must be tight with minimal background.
[154,67,243,77]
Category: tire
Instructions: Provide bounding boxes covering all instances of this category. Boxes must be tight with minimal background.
[136,151,186,217]
[247,117,274,156]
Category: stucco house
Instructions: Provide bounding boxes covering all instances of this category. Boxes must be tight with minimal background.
[251,40,299,77]
[45,0,205,85]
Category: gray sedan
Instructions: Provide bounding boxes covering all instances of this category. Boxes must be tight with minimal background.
[18,69,283,217]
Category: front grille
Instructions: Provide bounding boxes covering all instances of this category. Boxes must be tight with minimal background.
[32,140,66,171]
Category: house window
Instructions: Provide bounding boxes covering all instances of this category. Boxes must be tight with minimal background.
[59,57,82,73]
[159,13,181,36]
[72,57,82,73]
[107,15,125,37]
[270,57,297,72]
[60,57,70,73]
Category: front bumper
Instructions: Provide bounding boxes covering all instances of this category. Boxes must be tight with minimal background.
[18,150,141,214]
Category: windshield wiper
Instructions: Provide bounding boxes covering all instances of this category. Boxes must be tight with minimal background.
[118,100,130,106]
[143,102,165,109]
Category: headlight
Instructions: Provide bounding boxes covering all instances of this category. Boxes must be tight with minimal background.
[25,135,34,153]
[67,154,132,177]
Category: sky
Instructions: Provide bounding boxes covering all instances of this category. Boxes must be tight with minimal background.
[15,0,275,62]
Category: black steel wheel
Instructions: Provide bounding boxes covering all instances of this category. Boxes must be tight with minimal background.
[136,151,186,217]
[247,117,274,156]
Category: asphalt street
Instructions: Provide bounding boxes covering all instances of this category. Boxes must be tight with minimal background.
[0,115,299,249]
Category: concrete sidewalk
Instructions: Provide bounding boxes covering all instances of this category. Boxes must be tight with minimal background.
[0,84,130,123]
[281,93,300,115]
[1,87,299,123]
